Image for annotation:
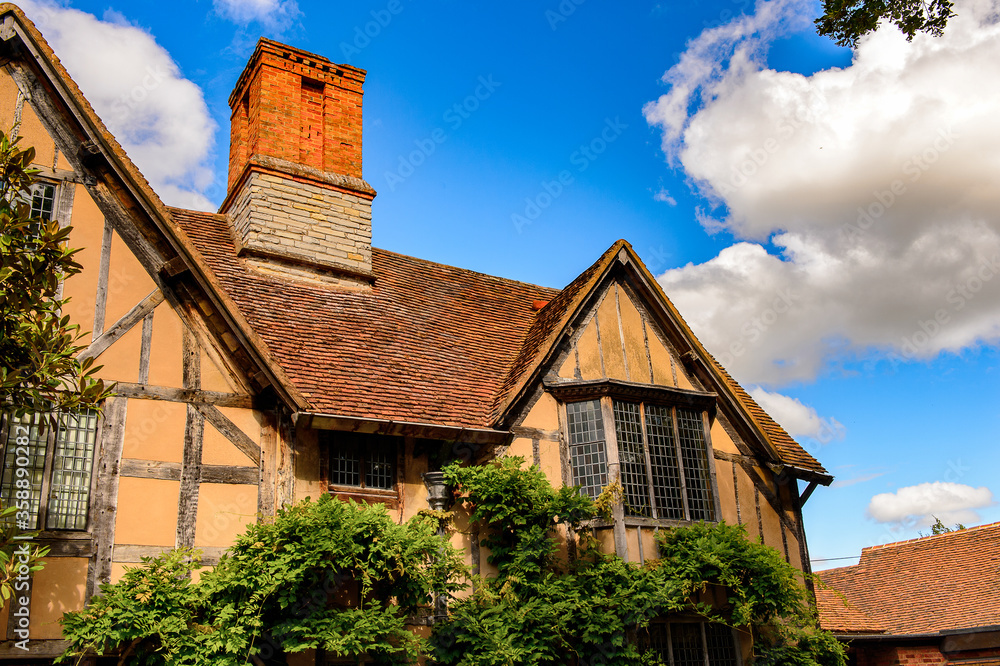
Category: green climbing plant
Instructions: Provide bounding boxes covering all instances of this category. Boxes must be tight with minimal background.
[59,495,466,665]
[432,457,846,666]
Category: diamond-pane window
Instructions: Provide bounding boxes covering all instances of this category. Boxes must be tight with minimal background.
[0,410,99,532]
[565,397,716,523]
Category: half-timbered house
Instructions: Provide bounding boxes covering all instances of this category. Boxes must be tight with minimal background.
[0,4,833,662]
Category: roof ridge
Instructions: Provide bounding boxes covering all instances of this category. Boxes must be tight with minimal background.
[862,521,1000,553]
[372,245,561,294]
[166,207,561,295]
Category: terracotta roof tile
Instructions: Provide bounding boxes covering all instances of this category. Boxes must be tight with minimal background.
[814,585,886,634]
[170,209,827,475]
[817,522,1000,635]
[169,208,556,428]
[490,240,623,419]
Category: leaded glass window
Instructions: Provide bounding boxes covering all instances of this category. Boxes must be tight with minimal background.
[30,182,56,221]
[645,622,740,666]
[614,401,651,517]
[0,410,99,532]
[566,400,608,500]
[565,398,716,522]
[325,433,397,491]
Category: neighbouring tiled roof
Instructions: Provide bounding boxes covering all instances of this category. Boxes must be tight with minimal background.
[814,585,886,634]
[169,208,557,428]
[817,522,1000,635]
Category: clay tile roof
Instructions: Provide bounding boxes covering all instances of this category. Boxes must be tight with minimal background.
[489,240,625,420]
[169,212,827,475]
[2,0,826,474]
[814,585,886,634]
[168,208,557,428]
[817,522,1000,635]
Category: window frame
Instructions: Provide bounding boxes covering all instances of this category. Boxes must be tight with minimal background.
[29,180,58,222]
[552,379,722,527]
[642,619,743,666]
[319,431,404,507]
[0,409,103,535]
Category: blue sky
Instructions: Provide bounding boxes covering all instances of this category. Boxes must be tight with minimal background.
[20,0,1000,567]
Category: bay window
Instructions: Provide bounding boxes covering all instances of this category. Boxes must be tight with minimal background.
[561,382,718,523]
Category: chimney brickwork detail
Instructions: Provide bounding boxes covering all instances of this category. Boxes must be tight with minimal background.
[223,39,375,285]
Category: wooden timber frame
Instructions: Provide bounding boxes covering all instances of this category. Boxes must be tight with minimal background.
[497,250,830,578]
[0,10,303,655]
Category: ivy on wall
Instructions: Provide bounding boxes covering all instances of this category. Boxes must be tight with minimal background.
[59,495,465,665]
[433,457,846,666]
[59,458,844,665]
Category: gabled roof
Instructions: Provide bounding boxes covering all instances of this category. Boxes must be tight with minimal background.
[1,1,826,477]
[817,522,1000,635]
[491,239,828,478]
[0,3,307,409]
[169,208,557,429]
[171,208,827,476]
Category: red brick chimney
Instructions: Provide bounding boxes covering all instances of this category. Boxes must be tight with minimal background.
[221,39,375,286]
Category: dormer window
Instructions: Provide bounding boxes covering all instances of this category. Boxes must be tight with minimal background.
[556,380,719,523]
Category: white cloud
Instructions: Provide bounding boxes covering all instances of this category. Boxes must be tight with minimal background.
[654,187,677,205]
[748,386,845,442]
[19,0,216,211]
[213,0,301,32]
[646,0,1000,385]
[867,481,994,526]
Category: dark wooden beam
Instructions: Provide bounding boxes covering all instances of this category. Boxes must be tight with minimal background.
[799,480,819,506]
[195,403,261,467]
[112,383,253,408]
[120,459,258,485]
[79,290,164,362]
[86,396,127,599]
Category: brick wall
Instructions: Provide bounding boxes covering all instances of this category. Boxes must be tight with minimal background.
[227,39,365,192]
[224,38,374,283]
[856,645,947,666]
